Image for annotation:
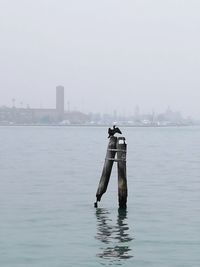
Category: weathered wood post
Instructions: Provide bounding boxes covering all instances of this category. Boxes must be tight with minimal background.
[94,136,117,207]
[117,137,127,209]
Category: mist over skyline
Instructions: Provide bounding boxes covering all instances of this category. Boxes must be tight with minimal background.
[1,0,200,118]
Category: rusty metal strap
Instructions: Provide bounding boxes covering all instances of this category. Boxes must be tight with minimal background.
[105,157,126,162]
[108,149,126,152]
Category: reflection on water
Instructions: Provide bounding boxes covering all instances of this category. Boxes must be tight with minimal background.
[95,208,133,264]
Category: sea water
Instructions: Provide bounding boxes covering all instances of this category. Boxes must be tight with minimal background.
[0,126,199,266]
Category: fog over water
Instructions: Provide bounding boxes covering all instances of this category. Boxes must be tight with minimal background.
[0,0,200,118]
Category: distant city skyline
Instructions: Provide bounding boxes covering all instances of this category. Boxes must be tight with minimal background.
[0,88,196,119]
[1,1,200,118]
[0,85,195,126]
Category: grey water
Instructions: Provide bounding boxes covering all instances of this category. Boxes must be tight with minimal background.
[0,126,200,267]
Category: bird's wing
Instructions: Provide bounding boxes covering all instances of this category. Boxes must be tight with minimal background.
[116,127,122,134]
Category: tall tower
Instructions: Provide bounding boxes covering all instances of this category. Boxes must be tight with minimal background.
[56,85,64,120]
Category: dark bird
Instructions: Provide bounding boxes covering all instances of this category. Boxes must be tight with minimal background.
[108,125,122,138]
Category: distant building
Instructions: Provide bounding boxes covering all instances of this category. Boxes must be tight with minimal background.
[134,105,140,122]
[28,85,65,123]
[56,85,64,121]
[0,86,89,125]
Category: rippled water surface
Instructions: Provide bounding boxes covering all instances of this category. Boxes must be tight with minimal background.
[0,126,200,266]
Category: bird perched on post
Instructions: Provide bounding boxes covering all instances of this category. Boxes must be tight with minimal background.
[108,125,122,138]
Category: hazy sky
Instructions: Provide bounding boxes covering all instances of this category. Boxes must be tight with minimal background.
[0,0,200,117]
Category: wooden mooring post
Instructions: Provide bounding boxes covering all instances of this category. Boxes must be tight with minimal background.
[95,136,117,207]
[117,137,127,208]
[94,136,128,208]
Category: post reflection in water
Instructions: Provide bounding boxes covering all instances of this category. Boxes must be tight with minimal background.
[95,208,134,264]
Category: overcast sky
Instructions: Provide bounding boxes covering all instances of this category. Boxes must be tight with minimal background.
[0,0,200,117]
